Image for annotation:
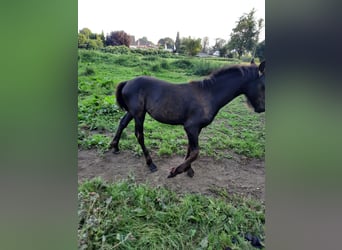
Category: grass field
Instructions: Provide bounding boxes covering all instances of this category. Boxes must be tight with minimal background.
[78,49,265,249]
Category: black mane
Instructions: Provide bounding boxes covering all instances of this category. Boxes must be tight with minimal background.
[193,64,259,88]
[210,65,245,79]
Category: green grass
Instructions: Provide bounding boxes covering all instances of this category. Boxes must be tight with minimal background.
[78,178,265,249]
[78,49,265,158]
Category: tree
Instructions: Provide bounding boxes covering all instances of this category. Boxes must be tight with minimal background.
[78,33,88,48]
[175,32,181,53]
[227,8,264,59]
[87,39,98,50]
[136,36,154,47]
[129,35,136,45]
[79,28,92,39]
[100,31,106,45]
[219,44,230,58]
[210,38,228,57]
[255,40,265,61]
[212,38,226,52]
[78,28,105,50]
[105,30,131,47]
[201,36,209,53]
[89,33,97,40]
[182,37,202,56]
[158,37,175,49]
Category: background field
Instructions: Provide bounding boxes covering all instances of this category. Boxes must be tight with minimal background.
[78,49,265,249]
[78,49,265,159]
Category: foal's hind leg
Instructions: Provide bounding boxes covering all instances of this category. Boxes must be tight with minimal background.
[134,114,157,172]
[110,112,133,153]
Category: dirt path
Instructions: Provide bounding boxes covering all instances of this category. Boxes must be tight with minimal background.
[78,150,265,202]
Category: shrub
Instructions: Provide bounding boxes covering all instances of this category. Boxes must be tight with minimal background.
[160,60,170,69]
[171,59,193,69]
[79,134,111,153]
[150,64,161,72]
[102,45,130,54]
[79,50,100,63]
[114,55,141,67]
[192,60,221,76]
[84,67,95,76]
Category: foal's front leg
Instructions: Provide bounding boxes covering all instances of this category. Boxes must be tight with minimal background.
[168,126,199,178]
[184,145,195,177]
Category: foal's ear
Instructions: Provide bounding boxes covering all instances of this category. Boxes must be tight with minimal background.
[259,61,265,73]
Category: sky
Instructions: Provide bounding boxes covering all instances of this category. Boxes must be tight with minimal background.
[78,0,265,46]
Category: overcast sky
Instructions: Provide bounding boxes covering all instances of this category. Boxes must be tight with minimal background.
[78,0,265,46]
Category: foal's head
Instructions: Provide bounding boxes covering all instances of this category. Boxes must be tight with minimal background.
[244,61,265,113]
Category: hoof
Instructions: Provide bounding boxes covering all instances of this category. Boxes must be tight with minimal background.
[149,163,158,172]
[167,172,176,178]
[187,168,195,178]
[167,168,178,178]
[112,148,120,154]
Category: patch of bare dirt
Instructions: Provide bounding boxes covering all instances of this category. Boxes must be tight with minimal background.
[78,150,265,202]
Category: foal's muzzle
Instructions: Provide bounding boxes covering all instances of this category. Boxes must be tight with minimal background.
[255,107,265,113]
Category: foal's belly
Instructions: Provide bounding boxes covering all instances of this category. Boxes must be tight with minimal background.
[147,109,185,125]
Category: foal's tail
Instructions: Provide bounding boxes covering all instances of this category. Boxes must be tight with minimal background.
[116,81,128,111]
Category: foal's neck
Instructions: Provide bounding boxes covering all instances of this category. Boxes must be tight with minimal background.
[208,74,246,110]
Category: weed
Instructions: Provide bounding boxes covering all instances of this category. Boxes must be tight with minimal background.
[192,59,221,76]
[150,63,161,72]
[84,67,95,76]
[160,60,170,69]
[79,134,111,154]
[171,59,194,69]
